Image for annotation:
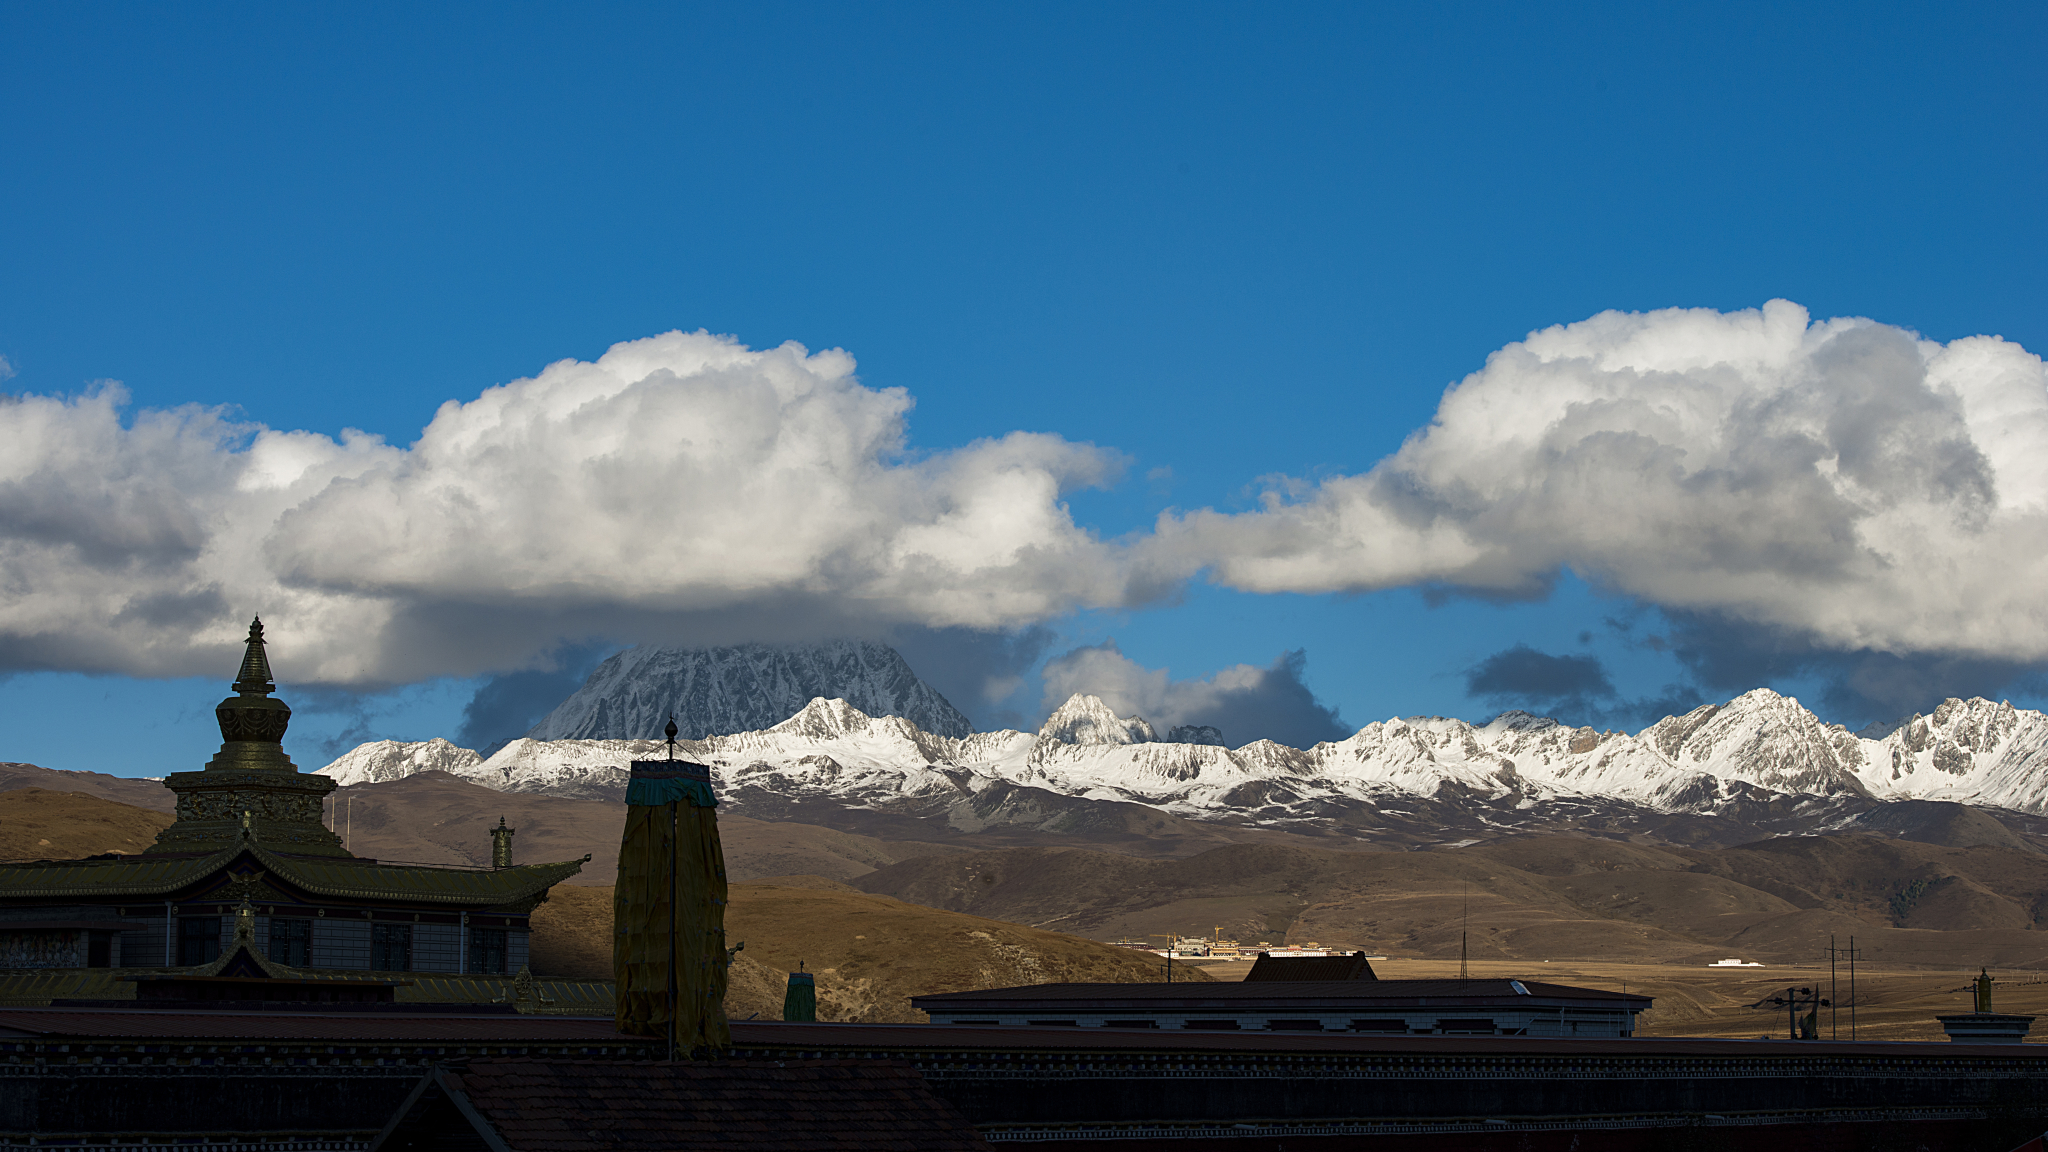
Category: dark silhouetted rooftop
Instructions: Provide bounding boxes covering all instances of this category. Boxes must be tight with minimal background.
[372,1058,991,1152]
[1242,952,1378,982]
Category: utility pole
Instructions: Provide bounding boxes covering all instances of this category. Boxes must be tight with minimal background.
[1150,935,1178,983]
[1822,936,1866,1039]
[1750,986,1830,1040]
[1460,883,1469,979]
[1835,926,1851,1037]
[1848,936,1862,1040]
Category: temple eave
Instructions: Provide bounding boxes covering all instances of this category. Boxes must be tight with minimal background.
[0,848,588,907]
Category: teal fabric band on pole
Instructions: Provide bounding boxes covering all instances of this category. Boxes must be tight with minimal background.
[784,971,817,1022]
[625,760,718,808]
[615,755,730,1050]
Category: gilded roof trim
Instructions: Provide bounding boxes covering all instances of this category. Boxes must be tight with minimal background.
[0,849,238,900]
[246,844,590,905]
[0,843,588,906]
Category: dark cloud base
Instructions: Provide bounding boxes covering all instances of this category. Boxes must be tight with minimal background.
[1040,641,1353,750]
[455,641,619,754]
[887,624,1058,732]
[1463,642,1697,732]
[1657,610,2048,730]
[1181,649,1352,749]
[1466,645,1613,699]
[1468,610,2048,734]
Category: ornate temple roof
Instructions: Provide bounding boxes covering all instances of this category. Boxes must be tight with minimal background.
[0,617,589,907]
[0,839,587,905]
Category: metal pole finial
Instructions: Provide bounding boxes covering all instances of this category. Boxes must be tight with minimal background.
[665,716,679,761]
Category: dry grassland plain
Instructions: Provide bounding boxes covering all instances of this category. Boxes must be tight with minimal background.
[530,878,1206,1024]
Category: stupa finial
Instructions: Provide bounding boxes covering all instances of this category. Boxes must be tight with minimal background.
[233,617,275,697]
[212,615,292,751]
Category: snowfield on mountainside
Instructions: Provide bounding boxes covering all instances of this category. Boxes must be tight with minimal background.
[319,689,2048,822]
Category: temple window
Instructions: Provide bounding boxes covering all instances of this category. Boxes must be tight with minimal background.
[371,923,412,971]
[268,918,311,967]
[469,927,508,974]
[178,916,221,966]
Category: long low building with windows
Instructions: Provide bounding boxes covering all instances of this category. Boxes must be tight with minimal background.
[0,619,590,1001]
[913,976,1649,1037]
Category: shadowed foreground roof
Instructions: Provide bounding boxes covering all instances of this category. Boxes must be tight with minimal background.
[913,978,1651,1008]
[372,1059,991,1152]
[1243,952,1378,982]
[0,1007,624,1042]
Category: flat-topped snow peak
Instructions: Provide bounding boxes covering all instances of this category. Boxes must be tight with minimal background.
[1168,724,1226,746]
[525,640,973,741]
[1037,694,1159,746]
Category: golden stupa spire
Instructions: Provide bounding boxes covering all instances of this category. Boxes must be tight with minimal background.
[210,616,293,764]
[232,616,277,697]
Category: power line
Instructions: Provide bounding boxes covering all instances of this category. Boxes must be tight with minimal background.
[1825,936,1865,1040]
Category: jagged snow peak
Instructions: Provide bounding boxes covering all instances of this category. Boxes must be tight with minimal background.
[1036,693,1159,745]
[316,690,2048,820]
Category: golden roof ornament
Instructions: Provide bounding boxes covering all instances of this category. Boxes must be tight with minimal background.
[490,816,516,869]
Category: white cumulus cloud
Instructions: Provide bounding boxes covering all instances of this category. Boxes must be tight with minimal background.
[1145,300,2048,663]
[11,302,2047,700]
[0,332,1129,685]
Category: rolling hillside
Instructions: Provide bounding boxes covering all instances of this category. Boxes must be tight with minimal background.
[852,828,2048,968]
[528,878,1204,1023]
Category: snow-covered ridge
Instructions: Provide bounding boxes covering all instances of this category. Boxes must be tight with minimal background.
[318,738,483,785]
[317,690,2048,819]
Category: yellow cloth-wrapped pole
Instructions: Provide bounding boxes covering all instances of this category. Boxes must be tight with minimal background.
[613,759,729,1052]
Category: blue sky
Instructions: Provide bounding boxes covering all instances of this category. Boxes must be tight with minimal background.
[3,2,2045,775]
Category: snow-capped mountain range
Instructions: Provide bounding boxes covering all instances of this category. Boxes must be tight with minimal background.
[319,689,2048,843]
[525,640,972,741]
